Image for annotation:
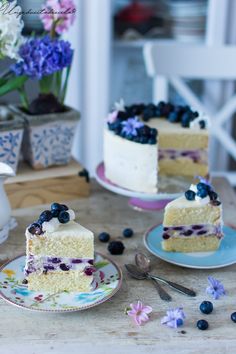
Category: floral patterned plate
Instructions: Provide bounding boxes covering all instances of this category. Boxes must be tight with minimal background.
[0,252,122,312]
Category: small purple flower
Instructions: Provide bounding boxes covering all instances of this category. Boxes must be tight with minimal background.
[206,276,225,299]
[11,36,73,80]
[121,117,144,137]
[161,307,185,329]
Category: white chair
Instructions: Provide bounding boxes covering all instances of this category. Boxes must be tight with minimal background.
[143,42,236,184]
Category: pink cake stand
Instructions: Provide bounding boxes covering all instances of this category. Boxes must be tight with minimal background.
[95,162,183,211]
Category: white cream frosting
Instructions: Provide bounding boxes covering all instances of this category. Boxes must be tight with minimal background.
[104,128,158,194]
[42,209,76,233]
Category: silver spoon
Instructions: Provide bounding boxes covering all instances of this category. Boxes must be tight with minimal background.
[135,253,196,297]
[125,264,172,302]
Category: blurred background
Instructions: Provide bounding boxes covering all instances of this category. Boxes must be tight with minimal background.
[1,0,236,184]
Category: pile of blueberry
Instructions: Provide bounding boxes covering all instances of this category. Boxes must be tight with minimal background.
[28,203,70,235]
[98,228,134,255]
[108,118,157,145]
[197,301,236,330]
[185,182,221,206]
[125,101,204,129]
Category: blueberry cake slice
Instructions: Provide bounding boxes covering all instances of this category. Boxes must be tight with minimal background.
[104,102,158,193]
[24,203,94,292]
[162,180,223,252]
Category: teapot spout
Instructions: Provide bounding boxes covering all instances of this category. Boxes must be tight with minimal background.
[0,162,15,178]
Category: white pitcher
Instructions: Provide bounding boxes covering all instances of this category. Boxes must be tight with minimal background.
[0,163,15,241]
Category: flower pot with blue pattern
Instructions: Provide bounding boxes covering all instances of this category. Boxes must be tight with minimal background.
[0,106,24,173]
[11,105,80,170]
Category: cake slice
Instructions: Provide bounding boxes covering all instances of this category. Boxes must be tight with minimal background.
[24,203,94,292]
[162,179,223,252]
[104,105,158,193]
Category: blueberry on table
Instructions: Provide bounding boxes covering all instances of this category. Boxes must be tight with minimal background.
[123,228,134,238]
[231,312,236,323]
[200,301,213,314]
[98,232,110,243]
[185,190,196,201]
[197,319,209,330]
[108,241,125,255]
[58,211,70,224]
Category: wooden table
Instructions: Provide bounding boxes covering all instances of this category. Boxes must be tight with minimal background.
[1,178,236,354]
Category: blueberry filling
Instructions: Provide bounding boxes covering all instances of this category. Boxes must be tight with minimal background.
[162,224,223,239]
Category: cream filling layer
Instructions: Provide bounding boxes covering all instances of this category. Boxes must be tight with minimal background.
[159,149,208,164]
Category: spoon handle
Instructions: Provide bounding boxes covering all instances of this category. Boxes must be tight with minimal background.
[149,278,172,302]
[150,275,196,297]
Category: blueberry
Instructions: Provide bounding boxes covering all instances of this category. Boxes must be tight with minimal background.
[28,222,42,235]
[197,182,208,191]
[176,318,183,327]
[168,111,179,123]
[199,120,206,129]
[140,136,148,144]
[208,191,218,201]
[231,312,236,323]
[173,226,183,231]
[148,138,156,145]
[183,230,193,236]
[123,228,133,238]
[197,230,207,235]
[162,233,170,239]
[49,257,61,264]
[60,263,70,271]
[181,112,192,127]
[39,210,53,223]
[60,204,69,211]
[58,211,70,224]
[84,267,95,276]
[71,259,82,264]
[192,225,203,230]
[200,301,213,314]
[150,128,157,137]
[185,190,196,201]
[98,232,110,243]
[51,202,61,212]
[197,189,208,198]
[108,241,125,255]
[44,265,55,271]
[197,319,209,330]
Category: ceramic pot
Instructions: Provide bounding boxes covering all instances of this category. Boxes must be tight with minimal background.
[0,106,24,173]
[11,106,80,169]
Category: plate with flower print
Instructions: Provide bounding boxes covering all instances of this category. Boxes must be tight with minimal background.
[0,252,122,312]
[144,224,236,269]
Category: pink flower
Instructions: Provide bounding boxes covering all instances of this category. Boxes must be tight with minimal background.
[127,301,152,326]
[40,0,76,35]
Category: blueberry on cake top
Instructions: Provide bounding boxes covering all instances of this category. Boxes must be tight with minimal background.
[161,179,223,253]
[25,203,94,293]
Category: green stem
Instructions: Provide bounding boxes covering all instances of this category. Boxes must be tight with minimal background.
[39,75,54,94]
[18,85,29,110]
[61,65,72,104]
[55,71,62,98]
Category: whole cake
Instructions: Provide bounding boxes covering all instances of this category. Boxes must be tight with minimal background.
[24,203,95,292]
[104,100,209,193]
[162,179,223,252]
[104,100,158,193]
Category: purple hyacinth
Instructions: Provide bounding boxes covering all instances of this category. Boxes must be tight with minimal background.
[11,36,73,80]
[121,117,144,137]
[206,276,225,300]
[161,307,186,329]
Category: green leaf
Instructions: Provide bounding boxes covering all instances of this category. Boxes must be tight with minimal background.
[60,65,72,104]
[0,76,28,97]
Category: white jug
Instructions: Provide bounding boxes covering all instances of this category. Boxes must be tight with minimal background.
[0,162,15,230]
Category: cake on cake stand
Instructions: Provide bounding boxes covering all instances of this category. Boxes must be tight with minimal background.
[95,162,193,211]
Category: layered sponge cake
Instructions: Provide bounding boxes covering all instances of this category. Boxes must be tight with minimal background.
[162,179,223,252]
[104,101,158,193]
[24,203,94,292]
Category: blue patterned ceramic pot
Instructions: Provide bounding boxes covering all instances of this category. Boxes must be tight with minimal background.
[11,106,80,169]
[0,106,24,173]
